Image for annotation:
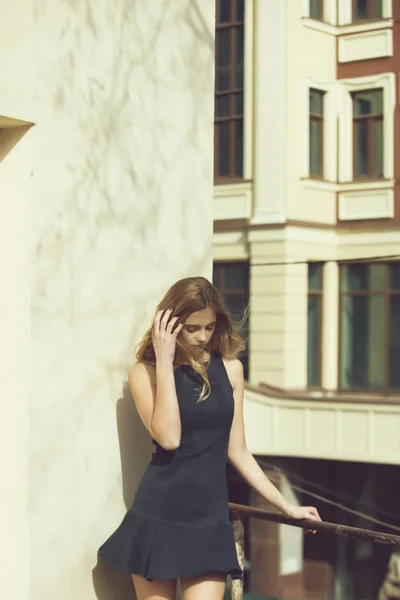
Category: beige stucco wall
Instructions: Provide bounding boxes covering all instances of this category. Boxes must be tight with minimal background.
[0,1,215,598]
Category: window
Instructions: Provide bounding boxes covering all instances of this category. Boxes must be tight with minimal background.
[309,89,324,178]
[352,89,383,179]
[309,0,323,20]
[339,263,400,391]
[213,261,250,379]
[353,0,383,21]
[214,0,245,181]
[307,264,323,387]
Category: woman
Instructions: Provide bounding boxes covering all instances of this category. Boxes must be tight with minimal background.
[98,276,321,600]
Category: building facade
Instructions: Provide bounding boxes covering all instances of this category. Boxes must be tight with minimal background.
[213,0,400,598]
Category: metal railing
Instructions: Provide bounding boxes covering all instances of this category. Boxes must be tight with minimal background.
[228,502,400,600]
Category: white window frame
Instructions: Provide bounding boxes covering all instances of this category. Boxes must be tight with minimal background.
[302,79,339,183]
[302,0,337,24]
[338,0,392,25]
[302,0,392,34]
[338,73,395,182]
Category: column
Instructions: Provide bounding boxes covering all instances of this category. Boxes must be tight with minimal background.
[322,261,339,390]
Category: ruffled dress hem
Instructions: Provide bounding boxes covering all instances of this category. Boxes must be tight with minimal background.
[98,509,243,581]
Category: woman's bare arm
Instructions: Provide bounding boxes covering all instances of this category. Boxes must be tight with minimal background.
[128,361,181,450]
[128,309,183,450]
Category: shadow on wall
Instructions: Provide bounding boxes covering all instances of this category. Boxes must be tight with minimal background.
[117,381,153,508]
[0,124,33,163]
[92,382,153,600]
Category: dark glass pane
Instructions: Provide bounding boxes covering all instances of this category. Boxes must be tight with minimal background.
[355,0,368,20]
[223,293,248,318]
[234,119,243,177]
[215,94,230,118]
[223,292,249,369]
[353,90,383,116]
[236,0,245,21]
[310,89,324,115]
[218,0,232,23]
[240,352,249,381]
[309,118,322,176]
[354,120,368,177]
[372,0,383,17]
[340,264,386,292]
[390,264,400,290]
[341,265,366,291]
[373,118,383,177]
[212,264,221,288]
[368,264,386,290]
[340,295,385,389]
[224,262,249,291]
[389,295,400,390]
[309,0,323,19]
[307,297,321,387]
[217,122,230,177]
[216,29,231,91]
[234,92,243,115]
[235,26,244,88]
[308,264,323,291]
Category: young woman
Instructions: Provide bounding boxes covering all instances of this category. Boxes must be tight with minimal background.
[98,276,321,600]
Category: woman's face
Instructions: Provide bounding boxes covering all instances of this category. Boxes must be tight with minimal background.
[180,306,216,350]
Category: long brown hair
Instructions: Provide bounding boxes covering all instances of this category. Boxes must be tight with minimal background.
[135,276,248,400]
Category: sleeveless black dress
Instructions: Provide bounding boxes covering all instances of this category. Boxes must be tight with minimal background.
[98,352,242,581]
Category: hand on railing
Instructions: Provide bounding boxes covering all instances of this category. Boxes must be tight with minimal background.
[282,503,321,534]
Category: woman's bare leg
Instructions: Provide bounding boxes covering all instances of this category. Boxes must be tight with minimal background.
[181,572,227,600]
[132,574,177,600]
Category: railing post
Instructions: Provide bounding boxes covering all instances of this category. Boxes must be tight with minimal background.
[378,553,400,600]
[231,511,244,600]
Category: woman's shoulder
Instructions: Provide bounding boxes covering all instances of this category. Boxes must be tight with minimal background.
[129,361,156,385]
[220,356,244,389]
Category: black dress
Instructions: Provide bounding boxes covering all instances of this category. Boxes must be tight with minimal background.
[98,351,242,581]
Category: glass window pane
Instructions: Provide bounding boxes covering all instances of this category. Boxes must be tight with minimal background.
[373,118,383,177]
[372,0,383,17]
[389,295,400,390]
[368,264,386,290]
[236,0,245,21]
[212,264,221,288]
[223,292,248,325]
[215,94,230,118]
[308,296,321,387]
[309,0,322,19]
[340,264,386,292]
[341,265,367,291]
[234,119,243,178]
[309,118,322,176]
[354,120,368,177]
[234,92,243,115]
[235,26,244,88]
[340,295,385,389]
[223,292,249,318]
[216,29,231,91]
[355,0,368,20]
[217,122,230,177]
[353,90,383,116]
[308,263,323,291]
[224,263,249,291]
[218,0,232,23]
[310,89,324,115]
[390,264,400,290]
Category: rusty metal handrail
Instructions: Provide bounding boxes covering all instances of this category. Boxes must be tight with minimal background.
[228,502,400,600]
[229,502,400,546]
